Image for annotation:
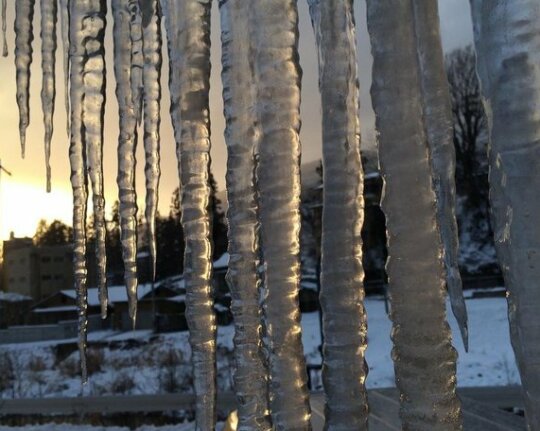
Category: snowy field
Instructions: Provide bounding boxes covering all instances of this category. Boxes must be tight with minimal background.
[0,293,520,429]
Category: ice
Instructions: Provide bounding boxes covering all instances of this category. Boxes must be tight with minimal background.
[307,0,368,428]
[14,0,36,158]
[366,1,463,429]
[470,1,540,428]
[40,0,58,193]
[130,2,143,125]
[69,0,108,381]
[2,0,7,57]
[59,0,70,137]
[162,0,217,429]
[140,0,162,282]
[412,1,468,350]
[250,1,311,429]
[112,0,140,325]
[219,0,271,429]
[79,0,108,320]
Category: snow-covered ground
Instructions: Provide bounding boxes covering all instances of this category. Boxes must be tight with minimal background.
[0,293,519,399]
[301,293,519,389]
[0,293,519,428]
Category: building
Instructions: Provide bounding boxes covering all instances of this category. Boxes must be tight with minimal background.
[2,233,73,300]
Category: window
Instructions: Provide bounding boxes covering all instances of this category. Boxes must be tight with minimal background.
[54,275,63,280]
[41,257,51,263]
[54,256,63,263]
[42,275,51,281]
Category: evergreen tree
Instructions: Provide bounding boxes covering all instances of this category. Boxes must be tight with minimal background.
[33,219,73,246]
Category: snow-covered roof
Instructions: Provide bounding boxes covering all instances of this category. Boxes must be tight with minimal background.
[167,294,186,303]
[213,252,229,270]
[33,305,78,313]
[0,291,32,302]
[61,284,154,307]
[365,171,381,180]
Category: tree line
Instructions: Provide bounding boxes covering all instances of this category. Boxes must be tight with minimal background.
[33,173,228,282]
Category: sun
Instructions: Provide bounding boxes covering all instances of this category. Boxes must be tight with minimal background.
[0,176,73,241]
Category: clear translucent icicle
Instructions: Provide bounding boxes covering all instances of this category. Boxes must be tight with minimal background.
[250,1,311,429]
[219,1,272,429]
[84,0,107,319]
[412,1,468,350]
[69,0,89,383]
[130,4,143,125]
[470,1,540,427]
[59,0,70,137]
[163,1,216,429]
[14,0,35,158]
[112,0,139,326]
[40,0,58,193]
[140,0,162,282]
[366,1,463,429]
[2,0,7,57]
[71,0,108,322]
[307,0,369,428]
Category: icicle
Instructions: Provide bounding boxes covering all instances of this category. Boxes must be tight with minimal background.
[219,1,271,429]
[470,2,540,428]
[412,1,468,350]
[307,0,369,428]
[14,0,35,158]
[112,0,139,325]
[40,0,58,193]
[130,4,143,125]
[84,0,107,320]
[59,0,70,137]
[162,1,217,429]
[250,1,311,429]
[2,0,7,57]
[70,0,108,322]
[68,0,89,383]
[366,1,463,429]
[140,0,162,282]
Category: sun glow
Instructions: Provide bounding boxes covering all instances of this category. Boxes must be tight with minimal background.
[0,176,73,241]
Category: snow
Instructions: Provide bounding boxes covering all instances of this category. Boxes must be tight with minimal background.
[300,294,519,388]
[0,293,520,429]
[60,284,155,307]
[213,253,229,270]
[33,306,78,313]
[0,291,32,302]
[167,294,186,303]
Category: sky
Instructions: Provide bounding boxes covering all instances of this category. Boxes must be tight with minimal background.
[0,0,474,241]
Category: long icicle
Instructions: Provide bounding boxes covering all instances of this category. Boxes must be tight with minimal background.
[40,0,58,193]
[366,1,463,429]
[112,0,139,327]
[69,0,89,383]
[76,0,108,319]
[14,0,35,158]
[162,1,216,428]
[59,0,70,137]
[130,4,143,125]
[307,0,369,428]
[470,1,540,427]
[219,1,272,429]
[251,1,312,429]
[412,0,468,351]
[139,0,162,283]
[2,0,7,57]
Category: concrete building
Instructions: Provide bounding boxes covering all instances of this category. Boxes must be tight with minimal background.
[2,233,73,300]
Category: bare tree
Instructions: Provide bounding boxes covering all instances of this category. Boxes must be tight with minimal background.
[446,46,488,207]
[446,46,495,273]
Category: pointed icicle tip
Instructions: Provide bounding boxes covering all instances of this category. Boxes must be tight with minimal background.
[20,134,26,159]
